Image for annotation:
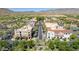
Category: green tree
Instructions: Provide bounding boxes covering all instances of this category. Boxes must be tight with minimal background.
[13,40,35,51]
[27,40,35,49]
[36,16,45,21]
[58,41,72,51]
[47,39,73,51]
[0,40,9,51]
[70,38,79,50]
[13,40,27,51]
[47,40,55,50]
[70,34,77,40]
[47,39,60,51]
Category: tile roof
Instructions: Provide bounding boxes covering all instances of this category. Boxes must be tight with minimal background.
[47,28,72,33]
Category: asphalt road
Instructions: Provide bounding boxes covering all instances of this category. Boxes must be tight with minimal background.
[38,20,43,39]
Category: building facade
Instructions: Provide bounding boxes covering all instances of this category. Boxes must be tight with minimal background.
[45,22,72,39]
[13,18,36,40]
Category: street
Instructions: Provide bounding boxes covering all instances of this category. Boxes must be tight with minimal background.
[38,20,43,39]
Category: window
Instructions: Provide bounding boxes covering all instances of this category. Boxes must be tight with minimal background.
[48,33,50,39]
[48,36,50,39]
[65,33,67,35]
[48,33,50,36]
[56,26,58,29]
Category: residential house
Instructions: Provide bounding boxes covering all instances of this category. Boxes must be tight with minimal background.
[14,25,32,39]
[45,22,72,39]
[14,18,36,40]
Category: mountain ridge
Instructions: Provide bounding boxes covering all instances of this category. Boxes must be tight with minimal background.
[1,8,79,15]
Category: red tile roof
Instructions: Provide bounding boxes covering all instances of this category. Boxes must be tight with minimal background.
[47,28,72,33]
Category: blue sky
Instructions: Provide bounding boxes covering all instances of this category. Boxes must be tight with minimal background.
[9,8,50,12]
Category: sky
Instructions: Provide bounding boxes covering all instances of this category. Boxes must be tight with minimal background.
[9,8,50,12]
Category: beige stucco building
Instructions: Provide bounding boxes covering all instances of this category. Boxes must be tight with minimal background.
[45,22,72,39]
[13,18,36,40]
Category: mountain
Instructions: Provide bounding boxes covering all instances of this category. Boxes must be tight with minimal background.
[0,8,13,15]
[46,8,79,14]
[15,8,79,15]
[1,8,79,16]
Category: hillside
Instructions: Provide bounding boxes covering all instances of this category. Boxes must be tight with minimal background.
[13,8,79,15]
[46,8,79,15]
[0,8,12,15]
[1,8,79,16]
